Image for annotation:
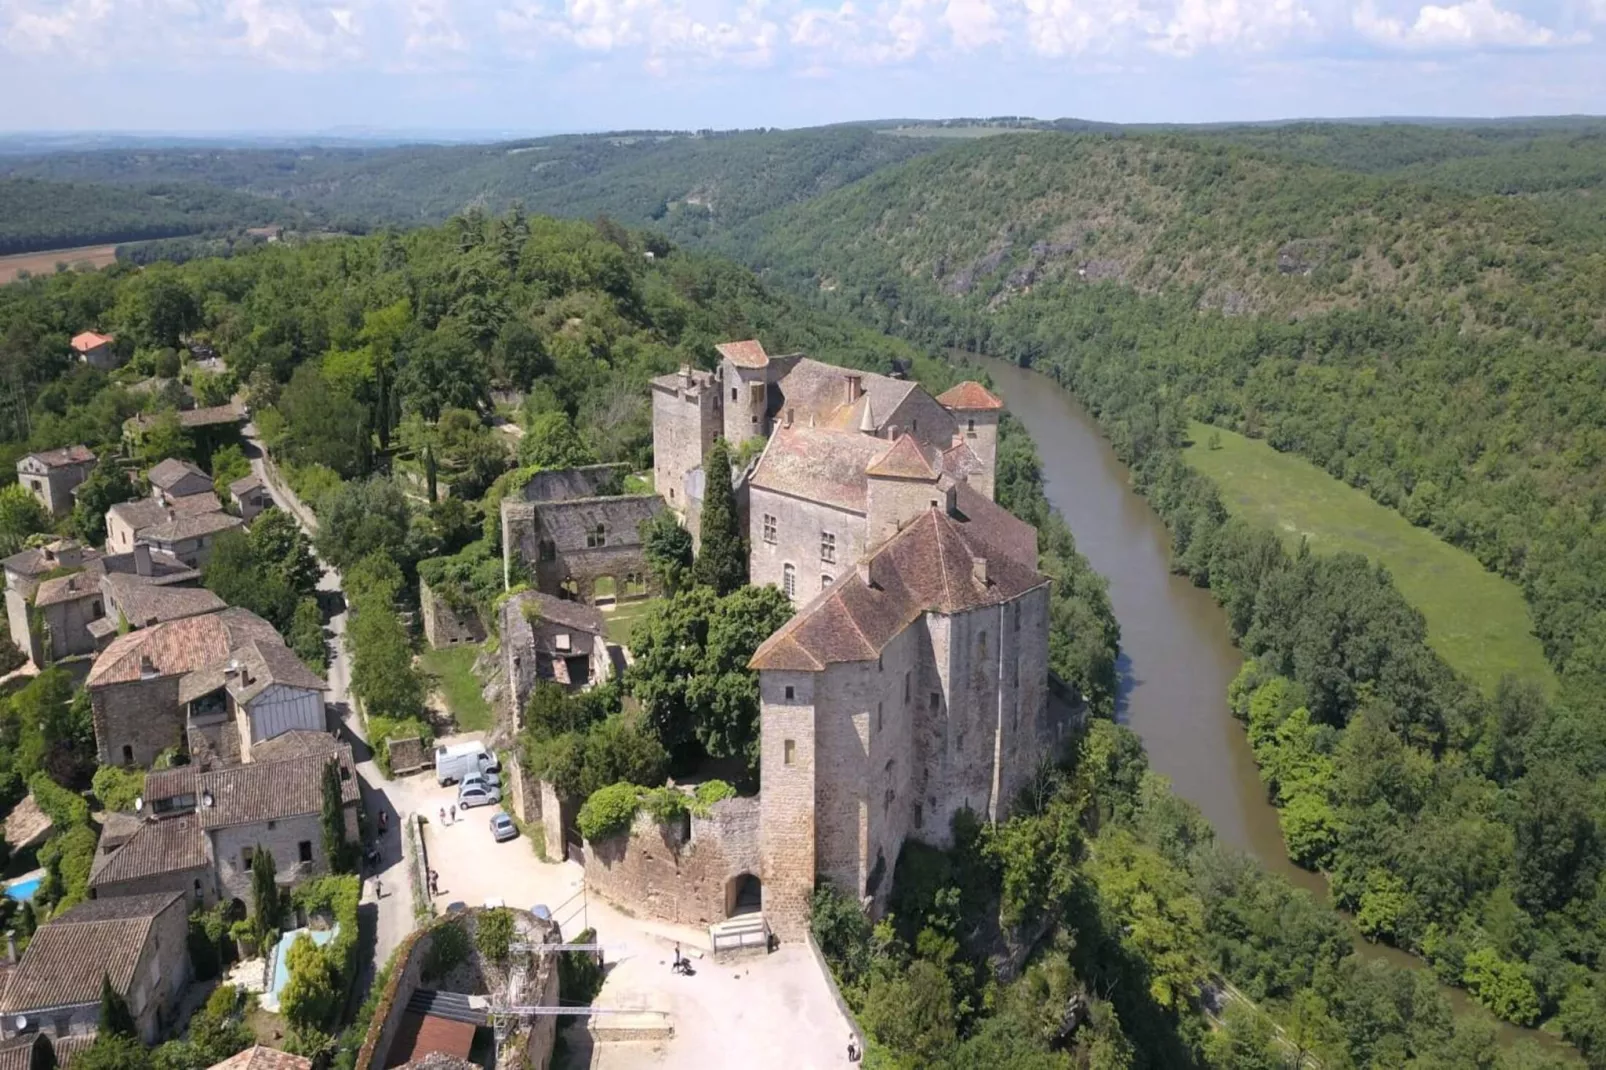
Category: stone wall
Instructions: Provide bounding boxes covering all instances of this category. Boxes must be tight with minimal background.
[539,780,571,861]
[651,371,720,522]
[747,487,865,598]
[419,581,486,649]
[583,797,761,928]
[92,677,185,767]
[211,812,327,906]
[91,863,214,909]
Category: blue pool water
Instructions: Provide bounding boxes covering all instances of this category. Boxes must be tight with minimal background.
[263,925,338,1012]
[5,876,41,902]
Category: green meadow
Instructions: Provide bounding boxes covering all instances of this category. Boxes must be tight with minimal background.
[1185,422,1555,696]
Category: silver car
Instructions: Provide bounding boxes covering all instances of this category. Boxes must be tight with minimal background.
[457,781,501,809]
[489,812,517,842]
[461,768,501,789]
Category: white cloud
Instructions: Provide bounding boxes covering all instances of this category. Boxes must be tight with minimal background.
[942,0,1001,49]
[501,0,778,71]
[1354,0,1587,49]
[1156,0,1314,56]
[1019,0,1157,56]
[789,0,930,64]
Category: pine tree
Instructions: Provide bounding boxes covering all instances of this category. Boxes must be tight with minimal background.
[98,973,136,1038]
[321,759,350,874]
[692,439,746,595]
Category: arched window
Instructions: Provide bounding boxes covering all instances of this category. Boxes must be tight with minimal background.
[782,564,796,601]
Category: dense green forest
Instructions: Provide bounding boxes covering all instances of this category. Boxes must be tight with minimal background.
[0,178,308,255]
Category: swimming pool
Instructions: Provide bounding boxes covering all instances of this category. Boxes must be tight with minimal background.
[260,925,339,1013]
[5,875,42,902]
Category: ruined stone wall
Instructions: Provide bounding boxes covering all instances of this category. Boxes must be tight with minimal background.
[419,580,486,649]
[747,487,865,597]
[539,780,569,861]
[583,797,761,928]
[92,677,185,767]
[651,376,720,521]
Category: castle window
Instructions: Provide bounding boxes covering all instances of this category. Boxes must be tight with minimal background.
[784,685,795,700]
[538,539,556,562]
[904,672,911,704]
[821,574,832,591]
[877,702,883,732]
[911,419,918,433]
[967,418,976,435]
[586,524,606,549]
[1014,602,1021,632]
[914,803,924,829]
[979,631,988,658]
[784,739,796,765]
[298,840,313,863]
[732,387,738,401]
[820,531,836,563]
[783,564,796,600]
[762,514,777,544]
[930,692,939,711]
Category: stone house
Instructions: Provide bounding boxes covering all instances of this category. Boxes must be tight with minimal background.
[147,458,214,501]
[106,493,234,557]
[500,590,613,718]
[193,741,361,908]
[135,510,244,569]
[229,474,273,522]
[0,892,191,1045]
[87,811,215,907]
[123,403,247,448]
[210,1047,311,1070]
[69,332,118,369]
[86,607,327,769]
[21,547,218,666]
[500,473,663,605]
[15,447,96,517]
[750,503,1056,937]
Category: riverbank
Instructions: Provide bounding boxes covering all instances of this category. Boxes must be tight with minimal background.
[971,353,1579,1059]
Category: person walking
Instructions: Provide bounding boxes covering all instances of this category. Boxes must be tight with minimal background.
[672,943,682,972]
[449,804,457,824]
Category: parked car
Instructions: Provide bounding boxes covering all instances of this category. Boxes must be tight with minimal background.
[458,780,501,809]
[436,741,497,786]
[461,768,501,790]
[490,812,517,842]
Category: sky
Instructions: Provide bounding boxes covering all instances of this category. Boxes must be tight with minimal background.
[1,0,1605,132]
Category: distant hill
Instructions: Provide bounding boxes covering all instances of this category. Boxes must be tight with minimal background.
[0,178,312,255]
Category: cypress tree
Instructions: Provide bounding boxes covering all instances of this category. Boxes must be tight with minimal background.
[692,439,746,595]
[250,845,279,941]
[321,759,349,874]
[97,973,136,1038]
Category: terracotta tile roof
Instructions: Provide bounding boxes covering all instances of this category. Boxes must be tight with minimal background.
[715,339,769,368]
[4,795,52,850]
[209,1046,312,1070]
[98,810,144,851]
[775,359,916,435]
[196,746,358,829]
[146,458,209,491]
[0,892,184,1014]
[506,591,607,637]
[87,606,283,688]
[32,570,101,608]
[140,510,243,544]
[750,426,889,513]
[941,439,986,482]
[2,543,101,579]
[110,494,227,535]
[866,434,939,480]
[99,547,198,584]
[953,483,1038,567]
[385,1014,476,1069]
[100,574,226,628]
[229,473,264,496]
[649,366,717,394]
[249,730,341,763]
[127,404,246,433]
[70,332,114,352]
[935,381,1004,411]
[22,445,96,469]
[143,766,196,806]
[88,813,211,888]
[750,507,1048,672]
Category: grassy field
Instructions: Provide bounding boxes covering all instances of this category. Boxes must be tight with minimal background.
[419,643,494,732]
[0,243,117,285]
[604,597,662,647]
[1185,422,1555,696]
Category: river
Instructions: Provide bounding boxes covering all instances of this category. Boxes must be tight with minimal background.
[972,354,1566,1054]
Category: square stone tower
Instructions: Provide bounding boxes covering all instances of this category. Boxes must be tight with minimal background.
[650,365,722,519]
[935,382,1005,500]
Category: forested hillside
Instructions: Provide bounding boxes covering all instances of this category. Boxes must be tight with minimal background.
[0,127,937,242]
[0,178,308,255]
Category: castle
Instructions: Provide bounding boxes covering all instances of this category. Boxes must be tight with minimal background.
[651,342,1063,937]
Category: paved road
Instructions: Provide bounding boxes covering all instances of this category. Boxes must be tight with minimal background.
[241,428,419,977]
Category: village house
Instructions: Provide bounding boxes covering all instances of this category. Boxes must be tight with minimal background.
[122,403,247,452]
[87,811,214,907]
[135,510,244,569]
[15,447,96,517]
[69,332,118,370]
[209,1049,309,1070]
[499,465,663,606]
[500,590,615,716]
[0,1031,95,1070]
[85,607,328,769]
[229,473,273,522]
[147,458,215,500]
[0,892,191,1045]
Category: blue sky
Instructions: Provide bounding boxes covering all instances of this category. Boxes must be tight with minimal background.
[2,0,1604,132]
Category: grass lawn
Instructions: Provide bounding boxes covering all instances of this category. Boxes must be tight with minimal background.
[604,597,662,648]
[419,643,494,732]
[1185,422,1556,696]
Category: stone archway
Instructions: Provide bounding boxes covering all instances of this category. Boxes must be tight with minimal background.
[592,574,618,608]
[726,873,762,917]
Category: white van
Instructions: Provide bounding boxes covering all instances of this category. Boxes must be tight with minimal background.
[435,741,495,786]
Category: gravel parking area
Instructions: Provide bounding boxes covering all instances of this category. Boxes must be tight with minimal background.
[391,774,854,1070]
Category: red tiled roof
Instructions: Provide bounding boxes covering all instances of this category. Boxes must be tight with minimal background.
[70,332,114,352]
[750,426,890,513]
[23,445,96,469]
[86,606,283,688]
[715,339,769,368]
[88,814,211,888]
[209,1047,313,1070]
[0,892,184,1014]
[935,381,1004,411]
[385,1014,476,1069]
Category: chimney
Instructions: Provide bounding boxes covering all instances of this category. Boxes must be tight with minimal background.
[845,374,863,404]
[133,541,152,577]
[155,487,167,507]
[240,667,254,688]
[972,556,989,586]
[856,561,873,588]
[6,930,15,965]
[139,654,158,679]
[166,506,176,521]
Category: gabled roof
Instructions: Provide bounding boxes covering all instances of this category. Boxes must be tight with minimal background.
[33,570,100,607]
[774,358,917,435]
[197,746,359,829]
[505,590,607,638]
[127,403,246,433]
[86,606,286,688]
[140,510,243,544]
[101,573,227,628]
[0,892,184,1013]
[229,473,265,496]
[749,426,890,513]
[88,813,211,888]
[866,434,939,481]
[935,381,1004,411]
[0,1033,48,1070]
[109,493,227,536]
[750,507,1048,672]
[716,339,769,368]
[250,730,343,763]
[70,332,114,352]
[147,458,210,491]
[209,1048,312,1070]
[1,541,101,579]
[20,445,96,469]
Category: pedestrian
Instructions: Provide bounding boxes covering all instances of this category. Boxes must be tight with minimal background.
[374,878,383,900]
[439,807,446,826]
[847,1034,860,1063]
[671,943,681,972]
[430,870,440,896]
[378,811,388,834]
[450,804,457,824]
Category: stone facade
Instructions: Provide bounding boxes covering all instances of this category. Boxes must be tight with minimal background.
[651,367,721,521]
[749,488,864,599]
[501,495,662,605]
[419,580,486,649]
[15,449,95,518]
[583,798,762,927]
[92,677,186,768]
[211,814,328,906]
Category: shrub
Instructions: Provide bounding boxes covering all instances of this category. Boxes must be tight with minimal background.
[692,779,736,813]
[38,822,97,912]
[29,771,89,827]
[640,786,688,826]
[577,782,640,842]
[92,765,146,813]
[423,919,471,982]
[476,907,514,965]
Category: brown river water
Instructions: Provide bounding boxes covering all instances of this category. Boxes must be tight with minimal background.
[972,354,1566,1054]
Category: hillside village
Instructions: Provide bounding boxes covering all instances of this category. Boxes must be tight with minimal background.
[0,321,1060,1070]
